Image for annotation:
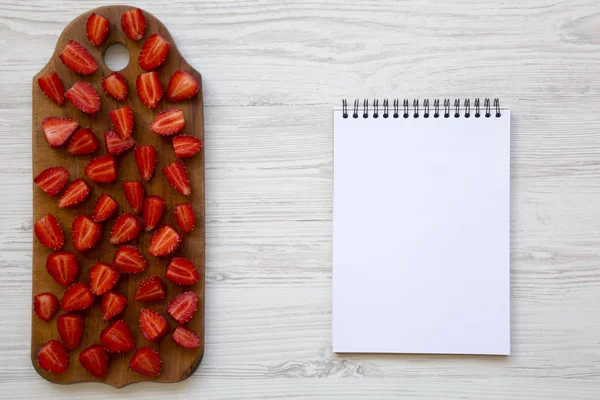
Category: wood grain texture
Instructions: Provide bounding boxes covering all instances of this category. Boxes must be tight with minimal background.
[31,5,205,388]
[1,0,600,398]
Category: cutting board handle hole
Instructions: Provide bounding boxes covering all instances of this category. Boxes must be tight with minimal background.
[103,43,130,71]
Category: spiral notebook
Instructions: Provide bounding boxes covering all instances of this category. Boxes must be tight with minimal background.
[332,98,511,355]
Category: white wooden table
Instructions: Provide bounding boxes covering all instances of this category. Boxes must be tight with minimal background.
[1,0,599,398]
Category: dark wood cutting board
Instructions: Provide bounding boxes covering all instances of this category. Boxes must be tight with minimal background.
[31,5,204,388]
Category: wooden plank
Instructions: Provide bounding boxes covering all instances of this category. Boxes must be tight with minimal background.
[0,0,598,398]
[30,5,204,388]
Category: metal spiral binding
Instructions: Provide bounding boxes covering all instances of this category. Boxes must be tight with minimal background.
[342,98,501,119]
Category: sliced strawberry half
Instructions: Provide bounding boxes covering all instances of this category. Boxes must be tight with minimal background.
[34,214,64,250]
[101,290,128,320]
[123,181,144,214]
[138,33,170,71]
[61,283,94,311]
[173,135,202,158]
[85,155,117,183]
[136,71,163,109]
[110,213,142,244]
[59,40,97,75]
[86,13,109,46]
[129,346,161,377]
[134,276,166,301]
[58,179,91,208]
[166,257,200,286]
[72,215,102,251]
[163,161,191,195]
[172,325,201,349]
[134,145,157,181]
[102,72,128,101]
[38,340,69,374]
[79,344,109,379]
[46,252,79,286]
[105,130,135,156]
[149,225,182,257]
[150,109,184,136]
[34,166,69,196]
[65,81,101,114]
[109,106,134,139]
[174,203,195,233]
[142,196,165,231]
[92,193,118,223]
[33,292,59,322]
[100,320,135,353]
[37,72,65,105]
[57,313,84,349]
[89,263,120,295]
[166,291,198,323]
[42,117,79,148]
[113,245,147,273]
[139,308,169,341]
[166,71,199,102]
[67,128,99,155]
[121,8,146,41]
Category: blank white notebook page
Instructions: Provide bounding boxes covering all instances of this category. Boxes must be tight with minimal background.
[332,108,511,355]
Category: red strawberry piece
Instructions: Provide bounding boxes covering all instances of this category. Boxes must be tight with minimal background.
[33,292,59,322]
[172,135,202,159]
[150,109,184,136]
[85,155,117,183]
[59,40,97,75]
[109,106,134,139]
[166,71,199,102]
[102,72,128,101]
[42,117,79,148]
[34,214,64,250]
[134,145,157,181]
[166,257,199,286]
[92,193,118,223]
[101,290,128,320]
[46,252,79,286]
[100,320,135,353]
[89,263,120,295]
[38,340,69,374]
[57,313,84,349]
[142,196,165,231]
[65,82,101,114]
[61,283,94,311]
[172,325,201,349]
[174,203,195,233]
[34,166,69,196]
[138,33,170,71]
[139,308,169,341]
[166,291,198,323]
[121,8,146,41]
[86,13,109,46]
[58,179,91,208]
[129,346,161,377]
[105,130,135,156]
[136,71,163,109]
[37,72,65,105]
[163,161,191,195]
[149,225,182,257]
[71,215,102,251]
[134,276,166,301]
[67,128,99,155]
[113,245,147,273]
[110,213,142,245]
[79,344,109,379]
[123,181,144,214]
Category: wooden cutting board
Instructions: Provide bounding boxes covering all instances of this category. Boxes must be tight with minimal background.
[31,5,204,388]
